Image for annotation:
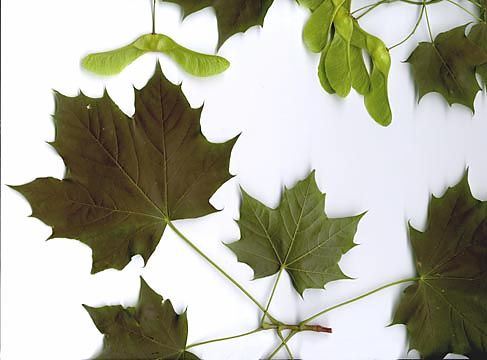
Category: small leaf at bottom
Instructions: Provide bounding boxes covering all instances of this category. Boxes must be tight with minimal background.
[84,277,200,359]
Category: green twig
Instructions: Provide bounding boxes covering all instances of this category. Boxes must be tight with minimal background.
[166,220,279,324]
[186,328,264,349]
[262,322,332,333]
[300,277,420,325]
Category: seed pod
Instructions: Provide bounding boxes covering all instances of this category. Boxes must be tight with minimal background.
[324,7,353,97]
[82,33,230,77]
[350,45,370,95]
[303,0,345,53]
[318,40,336,94]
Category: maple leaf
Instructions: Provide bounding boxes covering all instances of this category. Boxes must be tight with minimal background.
[467,23,487,86]
[392,173,487,359]
[407,24,487,110]
[164,0,275,48]
[12,63,237,273]
[84,277,200,359]
[227,171,363,295]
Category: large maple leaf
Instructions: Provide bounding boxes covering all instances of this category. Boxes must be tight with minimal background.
[392,173,487,359]
[164,0,275,48]
[84,277,200,359]
[12,64,237,273]
[227,171,363,295]
[407,25,487,110]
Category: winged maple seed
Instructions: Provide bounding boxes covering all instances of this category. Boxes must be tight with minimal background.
[12,63,237,273]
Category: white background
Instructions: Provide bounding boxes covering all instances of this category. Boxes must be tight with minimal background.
[2,0,486,359]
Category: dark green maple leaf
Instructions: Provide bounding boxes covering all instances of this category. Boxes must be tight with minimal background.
[84,277,200,359]
[467,23,487,86]
[12,63,237,273]
[392,173,487,359]
[227,171,363,295]
[164,0,275,48]
[407,25,487,110]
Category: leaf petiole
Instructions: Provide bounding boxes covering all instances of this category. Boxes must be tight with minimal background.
[299,277,420,325]
[261,267,284,326]
[388,3,426,50]
[445,0,483,21]
[355,0,391,19]
[277,329,294,359]
[152,0,156,34]
[186,327,264,349]
[166,220,279,324]
[266,330,298,360]
[424,0,435,41]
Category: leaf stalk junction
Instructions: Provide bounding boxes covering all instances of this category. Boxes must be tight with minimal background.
[167,217,419,358]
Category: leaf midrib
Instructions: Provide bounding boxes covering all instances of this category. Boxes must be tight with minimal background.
[282,180,311,266]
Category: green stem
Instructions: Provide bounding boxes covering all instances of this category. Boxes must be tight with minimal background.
[424,0,434,41]
[400,0,441,4]
[466,0,483,9]
[351,0,439,16]
[389,3,425,50]
[152,0,156,34]
[356,0,390,19]
[266,330,298,360]
[186,328,263,349]
[166,220,279,324]
[445,0,483,21]
[277,330,294,360]
[300,277,420,325]
[261,267,284,326]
